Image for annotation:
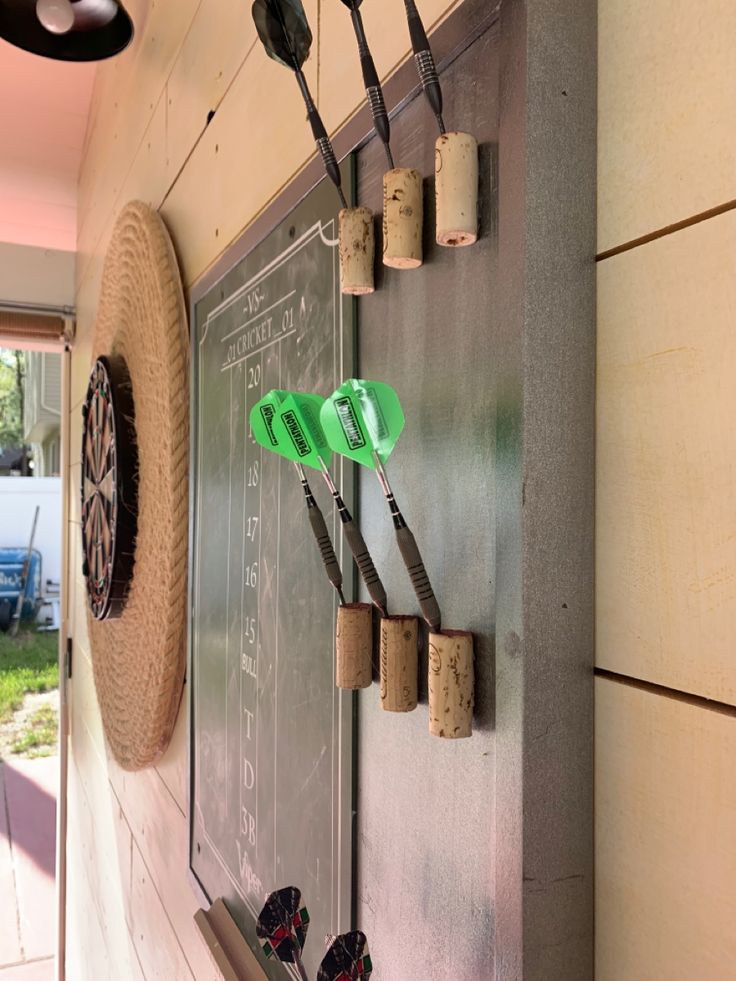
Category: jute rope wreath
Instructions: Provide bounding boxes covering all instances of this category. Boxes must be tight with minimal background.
[87,201,189,770]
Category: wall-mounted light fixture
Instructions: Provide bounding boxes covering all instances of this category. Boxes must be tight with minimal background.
[0,0,133,61]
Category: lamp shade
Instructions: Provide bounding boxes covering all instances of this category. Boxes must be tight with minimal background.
[0,0,133,61]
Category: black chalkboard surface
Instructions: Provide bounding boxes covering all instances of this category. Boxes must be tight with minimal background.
[189,167,355,979]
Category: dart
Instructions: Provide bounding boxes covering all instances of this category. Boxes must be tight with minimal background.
[402,0,445,134]
[321,379,474,736]
[320,380,438,627]
[340,0,393,169]
[269,390,388,615]
[317,931,373,981]
[333,0,423,271]
[400,0,479,248]
[256,886,311,981]
[270,388,421,709]
[252,0,375,295]
[336,1,423,272]
[253,0,345,207]
[337,0,424,272]
[251,391,373,690]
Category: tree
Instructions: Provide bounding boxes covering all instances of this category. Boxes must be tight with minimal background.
[0,348,28,469]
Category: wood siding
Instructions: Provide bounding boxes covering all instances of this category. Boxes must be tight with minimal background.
[596,1,736,976]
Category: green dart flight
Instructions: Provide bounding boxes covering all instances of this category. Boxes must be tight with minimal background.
[253,389,389,617]
[251,390,345,607]
[320,379,442,631]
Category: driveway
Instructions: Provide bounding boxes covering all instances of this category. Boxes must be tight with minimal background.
[0,756,56,979]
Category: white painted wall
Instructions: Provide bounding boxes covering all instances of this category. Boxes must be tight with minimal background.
[0,242,75,307]
[0,476,62,585]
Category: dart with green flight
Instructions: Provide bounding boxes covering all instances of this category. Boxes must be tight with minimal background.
[250,390,373,690]
[320,379,474,736]
[319,379,440,627]
[264,388,421,711]
[262,390,388,615]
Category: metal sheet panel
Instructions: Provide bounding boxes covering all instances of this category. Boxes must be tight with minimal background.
[355,23,500,981]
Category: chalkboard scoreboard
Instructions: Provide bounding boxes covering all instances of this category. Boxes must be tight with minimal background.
[189,169,355,978]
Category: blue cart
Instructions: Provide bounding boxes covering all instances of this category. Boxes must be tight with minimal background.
[0,548,42,627]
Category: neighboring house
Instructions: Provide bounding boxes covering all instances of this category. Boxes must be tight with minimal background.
[23,350,61,476]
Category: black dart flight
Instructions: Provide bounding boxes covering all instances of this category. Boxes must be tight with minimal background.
[317,931,373,981]
[256,886,311,981]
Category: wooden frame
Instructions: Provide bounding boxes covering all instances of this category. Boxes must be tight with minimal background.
[194,899,268,981]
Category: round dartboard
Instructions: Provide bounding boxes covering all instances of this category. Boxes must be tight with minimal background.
[81,355,138,621]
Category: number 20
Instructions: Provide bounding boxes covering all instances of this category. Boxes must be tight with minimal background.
[247,365,261,390]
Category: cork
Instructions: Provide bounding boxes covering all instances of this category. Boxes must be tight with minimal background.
[435,132,478,247]
[382,167,423,269]
[336,603,373,689]
[428,630,474,738]
[379,616,419,712]
[339,206,375,295]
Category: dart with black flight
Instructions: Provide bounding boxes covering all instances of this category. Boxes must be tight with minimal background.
[401,0,478,248]
[252,0,375,294]
[256,887,311,981]
[269,388,419,708]
[338,0,424,271]
[317,931,373,980]
[321,379,474,736]
[251,391,373,689]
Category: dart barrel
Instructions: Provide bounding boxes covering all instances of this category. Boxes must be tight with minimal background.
[339,207,375,295]
[307,503,343,593]
[379,616,418,712]
[428,630,474,738]
[435,132,479,247]
[336,603,373,689]
[382,168,423,269]
[394,525,441,631]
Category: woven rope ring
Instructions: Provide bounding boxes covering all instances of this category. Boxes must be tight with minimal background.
[87,201,189,770]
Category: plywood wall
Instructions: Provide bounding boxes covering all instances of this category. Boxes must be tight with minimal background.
[596,0,736,976]
[67,1,460,976]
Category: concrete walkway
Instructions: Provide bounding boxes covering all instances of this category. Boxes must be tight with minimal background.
[0,756,56,980]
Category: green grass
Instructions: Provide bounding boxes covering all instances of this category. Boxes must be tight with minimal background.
[0,627,59,722]
[11,704,58,757]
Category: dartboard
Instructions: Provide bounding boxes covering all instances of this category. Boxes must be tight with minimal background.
[81,356,138,620]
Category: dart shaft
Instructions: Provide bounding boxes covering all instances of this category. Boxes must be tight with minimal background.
[349,8,394,169]
[372,453,405,529]
[319,459,389,616]
[319,459,351,523]
[296,463,345,603]
[295,70,348,208]
[293,950,310,981]
[402,0,445,134]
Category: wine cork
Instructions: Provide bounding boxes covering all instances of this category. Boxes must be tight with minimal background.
[428,630,474,738]
[382,167,423,269]
[435,132,478,247]
[379,616,418,713]
[336,603,373,689]
[339,207,375,295]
